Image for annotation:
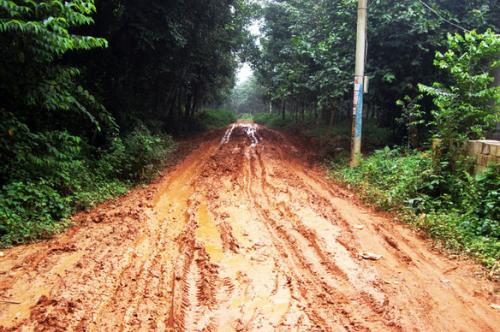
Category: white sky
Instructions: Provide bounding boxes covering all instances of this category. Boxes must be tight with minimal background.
[236,19,262,85]
[236,63,253,84]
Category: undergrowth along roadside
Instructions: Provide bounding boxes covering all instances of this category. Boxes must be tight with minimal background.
[238,113,254,121]
[0,108,235,247]
[329,148,499,268]
[0,125,177,247]
[196,108,237,130]
[254,112,392,156]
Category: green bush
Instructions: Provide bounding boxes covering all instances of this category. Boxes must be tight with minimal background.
[329,31,500,267]
[0,181,72,246]
[363,123,393,149]
[331,149,500,266]
[458,166,500,238]
[253,112,274,126]
[238,113,254,120]
[0,113,89,191]
[123,128,176,181]
[338,148,435,211]
[98,127,176,182]
[419,30,499,173]
[197,108,237,130]
[254,112,392,155]
[0,125,176,247]
[253,112,297,129]
[73,180,129,211]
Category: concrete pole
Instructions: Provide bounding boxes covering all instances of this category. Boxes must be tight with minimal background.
[350,0,368,167]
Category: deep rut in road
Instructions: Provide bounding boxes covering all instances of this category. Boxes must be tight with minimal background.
[0,123,499,331]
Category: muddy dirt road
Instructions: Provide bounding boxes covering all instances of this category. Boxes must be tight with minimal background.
[0,124,499,331]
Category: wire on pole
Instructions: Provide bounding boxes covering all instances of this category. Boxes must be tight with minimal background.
[416,0,470,33]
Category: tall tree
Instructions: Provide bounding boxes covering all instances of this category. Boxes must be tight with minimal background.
[253,0,499,141]
[78,0,256,133]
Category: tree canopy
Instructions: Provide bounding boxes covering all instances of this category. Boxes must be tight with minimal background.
[249,0,499,139]
[0,0,255,245]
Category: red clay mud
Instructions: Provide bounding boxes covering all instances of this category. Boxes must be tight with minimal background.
[0,124,498,331]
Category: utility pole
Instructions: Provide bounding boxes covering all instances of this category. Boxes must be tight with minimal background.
[350,0,368,167]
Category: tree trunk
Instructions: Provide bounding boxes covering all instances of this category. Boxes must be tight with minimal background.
[329,104,335,127]
[281,100,285,120]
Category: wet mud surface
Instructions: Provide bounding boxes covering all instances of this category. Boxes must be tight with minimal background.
[0,124,499,331]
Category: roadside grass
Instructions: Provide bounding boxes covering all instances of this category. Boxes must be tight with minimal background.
[253,112,392,157]
[197,108,237,130]
[329,148,499,268]
[1,108,236,247]
[238,113,254,121]
[0,126,177,247]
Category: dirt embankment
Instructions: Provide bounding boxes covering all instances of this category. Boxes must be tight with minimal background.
[0,123,499,331]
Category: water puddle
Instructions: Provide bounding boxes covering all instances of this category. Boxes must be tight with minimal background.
[196,203,224,262]
[220,123,260,147]
[220,124,236,145]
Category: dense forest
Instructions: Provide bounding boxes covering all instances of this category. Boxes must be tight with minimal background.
[238,1,499,142]
[0,0,255,245]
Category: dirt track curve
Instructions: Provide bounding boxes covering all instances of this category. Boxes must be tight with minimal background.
[0,123,499,331]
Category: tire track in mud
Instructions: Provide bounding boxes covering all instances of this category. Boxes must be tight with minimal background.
[170,199,222,332]
[240,149,321,330]
[247,146,389,331]
[283,161,498,330]
[0,123,499,331]
[246,144,345,329]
